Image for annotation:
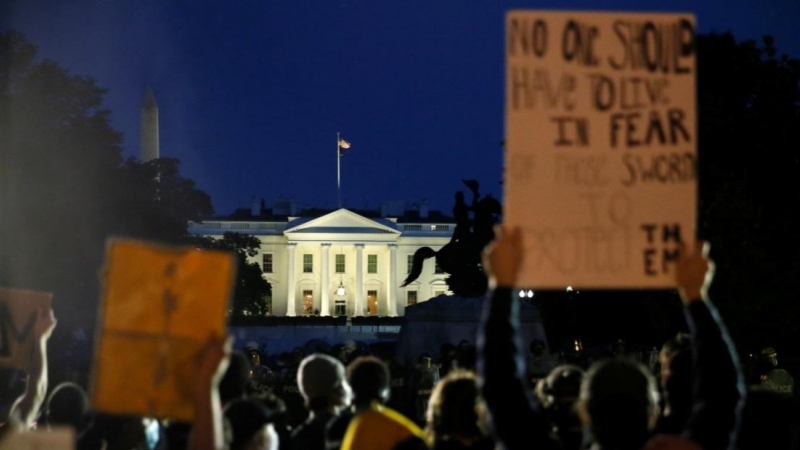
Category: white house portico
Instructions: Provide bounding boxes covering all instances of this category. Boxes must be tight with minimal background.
[189,200,455,317]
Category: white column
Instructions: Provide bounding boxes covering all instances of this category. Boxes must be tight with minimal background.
[320,243,331,316]
[286,242,297,317]
[387,243,398,316]
[354,243,364,316]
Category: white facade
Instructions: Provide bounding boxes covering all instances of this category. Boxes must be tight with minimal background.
[189,207,455,317]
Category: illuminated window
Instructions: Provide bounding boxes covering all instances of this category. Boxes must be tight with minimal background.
[367,254,377,274]
[407,290,418,306]
[335,254,345,273]
[261,253,273,273]
[303,290,313,314]
[367,290,377,315]
[303,254,313,273]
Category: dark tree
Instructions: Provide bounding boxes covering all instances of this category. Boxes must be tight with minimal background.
[109,157,214,241]
[0,30,270,333]
[0,30,124,330]
[696,32,800,355]
[184,232,272,317]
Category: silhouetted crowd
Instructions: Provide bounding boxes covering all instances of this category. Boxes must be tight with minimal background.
[2,226,799,449]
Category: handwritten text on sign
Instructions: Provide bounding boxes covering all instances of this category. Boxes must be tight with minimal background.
[0,288,52,370]
[504,11,696,288]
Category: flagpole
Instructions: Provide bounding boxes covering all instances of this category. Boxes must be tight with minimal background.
[337,132,342,209]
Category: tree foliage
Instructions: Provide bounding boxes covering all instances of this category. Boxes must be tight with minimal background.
[696,32,800,355]
[0,30,269,331]
[184,232,272,318]
[1,30,124,329]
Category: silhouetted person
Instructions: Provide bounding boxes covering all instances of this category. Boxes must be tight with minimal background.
[220,351,251,405]
[425,369,495,450]
[224,398,280,450]
[478,226,744,450]
[527,339,558,389]
[291,353,351,450]
[331,356,426,450]
[736,385,800,450]
[655,333,693,435]
[42,381,102,450]
[534,365,584,450]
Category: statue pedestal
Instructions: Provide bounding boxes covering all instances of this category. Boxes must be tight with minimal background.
[394,294,548,366]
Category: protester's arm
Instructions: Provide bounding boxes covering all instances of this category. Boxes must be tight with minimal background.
[188,334,232,450]
[676,242,745,450]
[477,225,560,450]
[8,306,56,430]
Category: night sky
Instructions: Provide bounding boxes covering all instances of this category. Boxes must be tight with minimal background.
[3,0,799,216]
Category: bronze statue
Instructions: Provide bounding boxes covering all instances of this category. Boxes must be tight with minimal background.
[401,180,502,298]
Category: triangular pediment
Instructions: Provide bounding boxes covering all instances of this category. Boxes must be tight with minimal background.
[284,209,400,236]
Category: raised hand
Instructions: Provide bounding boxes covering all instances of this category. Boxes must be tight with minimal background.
[674,241,715,304]
[482,224,523,288]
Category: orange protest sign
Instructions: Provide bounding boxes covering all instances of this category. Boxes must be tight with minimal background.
[0,288,52,370]
[90,238,235,422]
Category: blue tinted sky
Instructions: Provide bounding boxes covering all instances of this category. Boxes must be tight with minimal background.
[3,0,799,216]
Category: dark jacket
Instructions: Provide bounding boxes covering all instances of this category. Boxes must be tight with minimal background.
[478,287,744,450]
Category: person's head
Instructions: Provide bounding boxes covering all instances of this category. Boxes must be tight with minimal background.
[439,343,457,362]
[760,346,779,367]
[425,369,488,442]
[252,393,289,434]
[530,339,546,357]
[613,338,626,356]
[244,343,262,367]
[291,347,305,366]
[535,364,584,435]
[43,382,91,435]
[659,333,691,372]
[297,353,352,413]
[578,358,660,448]
[223,398,279,450]
[220,350,250,404]
[454,343,477,372]
[347,356,390,407]
[537,364,584,408]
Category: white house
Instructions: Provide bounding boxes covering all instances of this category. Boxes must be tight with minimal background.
[189,198,456,317]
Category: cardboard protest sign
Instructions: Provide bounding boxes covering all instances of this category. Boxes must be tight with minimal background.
[91,238,236,422]
[505,10,697,288]
[0,288,52,370]
[0,427,74,450]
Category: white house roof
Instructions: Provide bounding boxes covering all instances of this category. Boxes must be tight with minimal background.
[284,208,401,243]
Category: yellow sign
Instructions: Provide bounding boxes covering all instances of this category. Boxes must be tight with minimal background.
[91,238,236,422]
[0,288,52,370]
[505,10,697,288]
